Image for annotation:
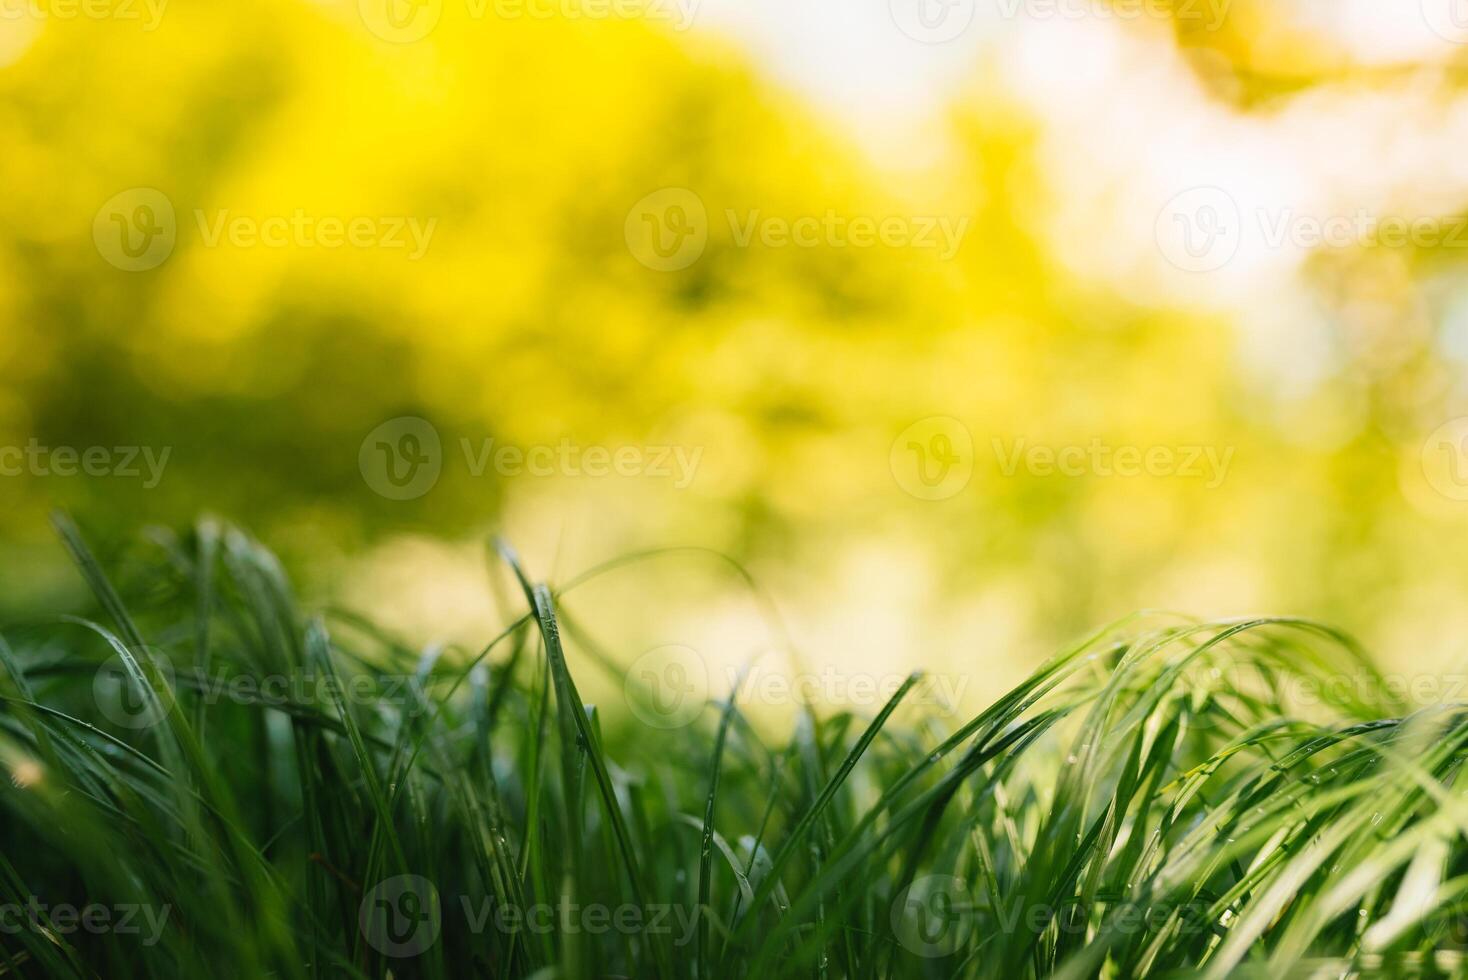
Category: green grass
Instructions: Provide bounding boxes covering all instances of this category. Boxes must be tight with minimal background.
[0,515,1465,977]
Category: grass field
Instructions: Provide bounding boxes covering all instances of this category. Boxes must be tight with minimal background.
[0,515,1463,978]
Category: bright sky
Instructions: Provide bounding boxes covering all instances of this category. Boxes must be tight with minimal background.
[689,0,1468,389]
[699,7,1466,253]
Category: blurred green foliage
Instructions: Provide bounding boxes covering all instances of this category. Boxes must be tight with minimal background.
[3,1,1468,685]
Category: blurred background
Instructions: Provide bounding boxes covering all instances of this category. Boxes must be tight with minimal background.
[5,0,1468,708]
